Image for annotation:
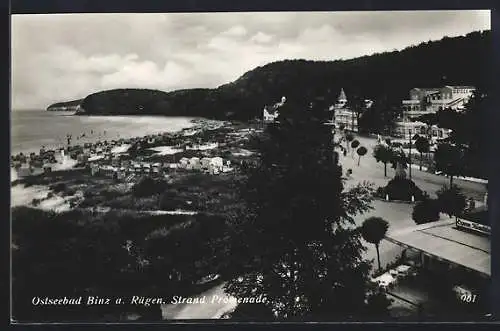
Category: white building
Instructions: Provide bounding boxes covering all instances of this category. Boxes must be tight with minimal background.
[331,88,371,133]
[263,96,286,123]
[395,86,475,139]
[179,157,190,169]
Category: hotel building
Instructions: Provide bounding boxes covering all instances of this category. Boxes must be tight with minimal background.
[395,86,475,140]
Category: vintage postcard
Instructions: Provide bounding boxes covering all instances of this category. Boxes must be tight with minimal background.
[10,10,492,322]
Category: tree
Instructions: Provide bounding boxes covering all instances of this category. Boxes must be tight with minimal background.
[372,144,394,177]
[357,97,397,135]
[449,89,488,179]
[347,95,365,132]
[346,133,354,153]
[390,149,409,172]
[415,136,430,171]
[436,185,467,217]
[434,143,465,187]
[224,98,376,320]
[360,217,389,270]
[412,199,440,224]
[351,140,360,157]
[356,146,367,166]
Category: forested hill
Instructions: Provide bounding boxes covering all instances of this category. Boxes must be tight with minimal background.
[74,30,490,120]
[47,99,83,111]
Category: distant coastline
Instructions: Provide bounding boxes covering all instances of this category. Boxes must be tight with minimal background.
[46,99,83,112]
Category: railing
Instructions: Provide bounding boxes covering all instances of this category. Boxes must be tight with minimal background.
[402,100,421,105]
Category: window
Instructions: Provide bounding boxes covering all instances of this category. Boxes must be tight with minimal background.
[438,131,443,138]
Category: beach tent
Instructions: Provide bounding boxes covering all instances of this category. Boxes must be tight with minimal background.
[16,167,33,177]
[210,157,224,168]
[43,164,52,174]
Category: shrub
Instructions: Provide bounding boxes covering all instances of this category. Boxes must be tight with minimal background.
[132,177,168,197]
[377,177,426,201]
[412,199,440,224]
[50,183,67,193]
[158,192,186,210]
[436,185,467,217]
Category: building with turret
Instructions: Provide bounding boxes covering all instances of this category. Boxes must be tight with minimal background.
[332,88,365,132]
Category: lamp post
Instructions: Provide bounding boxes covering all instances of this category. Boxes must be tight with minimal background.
[409,132,412,180]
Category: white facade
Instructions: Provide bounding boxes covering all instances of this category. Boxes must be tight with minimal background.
[332,88,361,132]
[263,96,286,123]
[395,85,475,139]
[401,86,475,114]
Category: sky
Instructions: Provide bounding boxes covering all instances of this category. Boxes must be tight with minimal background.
[11,10,490,110]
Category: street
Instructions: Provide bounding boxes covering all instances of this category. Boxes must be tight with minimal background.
[339,135,487,201]
[338,134,487,270]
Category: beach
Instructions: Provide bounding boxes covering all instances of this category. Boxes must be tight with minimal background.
[11,110,196,155]
[11,111,199,208]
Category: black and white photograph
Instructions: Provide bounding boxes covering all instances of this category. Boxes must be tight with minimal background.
[10,10,492,322]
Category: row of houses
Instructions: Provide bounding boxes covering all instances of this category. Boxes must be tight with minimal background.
[89,156,233,180]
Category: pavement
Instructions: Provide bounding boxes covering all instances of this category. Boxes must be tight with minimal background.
[161,283,237,320]
[338,134,487,271]
[339,135,487,201]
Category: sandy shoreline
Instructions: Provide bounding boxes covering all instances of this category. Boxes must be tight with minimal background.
[12,114,199,155]
[10,117,209,211]
[10,118,220,211]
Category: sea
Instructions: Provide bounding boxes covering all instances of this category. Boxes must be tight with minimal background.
[11,110,196,155]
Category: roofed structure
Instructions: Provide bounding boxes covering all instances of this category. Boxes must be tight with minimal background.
[385,218,490,277]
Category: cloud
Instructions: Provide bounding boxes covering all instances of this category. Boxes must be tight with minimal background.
[11,10,491,109]
[222,25,248,37]
[250,32,273,44]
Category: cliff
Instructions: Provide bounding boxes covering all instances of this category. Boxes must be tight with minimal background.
[46,99,83,111]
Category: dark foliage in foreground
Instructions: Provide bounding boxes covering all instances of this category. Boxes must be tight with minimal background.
[223,98,389,320]
[11,206,226,322]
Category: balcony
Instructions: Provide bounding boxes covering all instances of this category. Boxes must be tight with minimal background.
[404,110,431,117]
[402,100,421,105]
